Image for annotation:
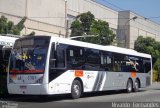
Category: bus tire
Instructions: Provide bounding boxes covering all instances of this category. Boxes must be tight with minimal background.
[133,79,140,92]
[71,80,82,99]
[126,79,133,93]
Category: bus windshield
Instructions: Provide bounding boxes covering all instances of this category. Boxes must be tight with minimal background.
[9,37,50,74]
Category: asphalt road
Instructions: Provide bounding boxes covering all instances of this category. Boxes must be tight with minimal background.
[1,83,160,108]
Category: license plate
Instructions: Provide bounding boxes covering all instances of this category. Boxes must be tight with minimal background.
[20,85,27,89]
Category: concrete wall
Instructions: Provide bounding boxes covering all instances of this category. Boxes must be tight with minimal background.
[0,0,159,48]
[118,11,160,49]
[0,0,118,37]
[0,0,26,17]
[117,11,130,47]
[130,12,160,48]
[67,0,118,30]
[0,0,66,36]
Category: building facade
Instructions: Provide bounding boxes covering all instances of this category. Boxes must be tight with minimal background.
[0,0,160,48]
[0,0,118,37]
[118,11,160,49]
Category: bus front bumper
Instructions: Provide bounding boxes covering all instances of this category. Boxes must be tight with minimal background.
[7,84,48,95]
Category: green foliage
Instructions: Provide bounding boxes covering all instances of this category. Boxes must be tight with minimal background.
[71,19,83,36]
[154,58,160,71]
[0,15,27,35]
[70,11,115,45]
[134,36,160,60]
[0,16,8,34]
[90,20,115,45]
[77,11,95,34]
[27,31,35,36]
[13,16,27,35]
[153,70,158,82]
[134,36,155,53]
[134,36,160,81]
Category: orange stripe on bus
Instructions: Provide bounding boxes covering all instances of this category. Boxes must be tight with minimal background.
[131,72,137,78]
[75,70,83,77]
[10,69,44,73]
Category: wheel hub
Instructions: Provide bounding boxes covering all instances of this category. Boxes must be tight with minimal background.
[74,85,80,95]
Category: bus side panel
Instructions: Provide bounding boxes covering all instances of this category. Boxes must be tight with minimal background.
[95,72,147,91]
[48,70,75,94]
[136,73,148,88]
[102,72,128,90]
[48,70,101,94]
[47,70,149,95]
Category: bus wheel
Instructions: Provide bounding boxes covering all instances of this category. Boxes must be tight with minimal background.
[126,79,133,93]
[133,79,140,92]
[71,80,82,99]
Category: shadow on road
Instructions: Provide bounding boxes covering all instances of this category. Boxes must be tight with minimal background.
[0,89,146,103]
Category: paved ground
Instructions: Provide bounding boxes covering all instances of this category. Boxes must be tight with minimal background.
[1,83,160,108]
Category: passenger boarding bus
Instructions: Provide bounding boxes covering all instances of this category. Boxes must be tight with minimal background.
[7,36,152,99]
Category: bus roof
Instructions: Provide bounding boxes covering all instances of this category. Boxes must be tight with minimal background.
[50,36,151,59]
[15,35,151,59]
[0,35,19,47]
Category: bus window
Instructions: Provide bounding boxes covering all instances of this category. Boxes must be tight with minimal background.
[113,53,124,72]
[9,37,50,74]
[100,52,113,71]
[136,57,144,73]
[0,46,3,60]
[3,47,12,62]
[66,45,85,69]
[86,48,100,70]
[0,46,4,74]
[122,56,139,72]
[49,43,67,82]
[0,46,11,74]
[50,43,66,68]
[144,59,151,73]
[56,47,66,68]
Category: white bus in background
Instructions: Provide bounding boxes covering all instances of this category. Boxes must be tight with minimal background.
[0,34,19,95]
[7,36,152,99]
[0,34,19,73]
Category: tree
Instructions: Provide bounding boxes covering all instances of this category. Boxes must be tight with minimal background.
[70,19,83,36]
[27,31,35,36]
[134,36,160,60]
[134,36,160,81]
[13,16,27,35]
[0,16,8,34]
[70,11,115,45]
[0,15,35,36]
[77,11,95,35]
[90,20,115,45]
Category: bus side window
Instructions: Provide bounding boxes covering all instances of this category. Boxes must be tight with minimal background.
[55,46,66,68]
[50,44,56,67]
[143,59,151,73]
[0,46,3,73]
[100,53,113,71]
[50,43,66,68]
[66,45,85,70]
[86,48,101,71]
